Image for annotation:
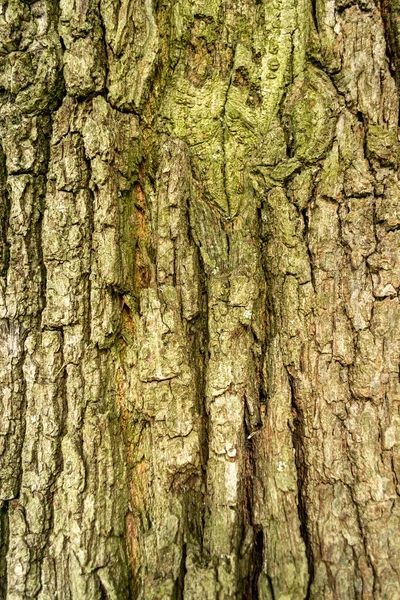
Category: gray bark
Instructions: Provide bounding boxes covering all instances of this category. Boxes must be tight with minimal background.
[1,0,400,598]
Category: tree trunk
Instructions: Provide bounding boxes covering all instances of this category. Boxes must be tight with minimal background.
[1,0,400,598]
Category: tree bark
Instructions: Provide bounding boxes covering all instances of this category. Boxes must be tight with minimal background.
[1,0,400,598]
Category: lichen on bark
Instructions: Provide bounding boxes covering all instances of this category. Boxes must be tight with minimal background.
[1,0,400,598]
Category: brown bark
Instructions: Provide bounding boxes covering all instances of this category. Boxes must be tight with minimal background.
[1,0,400,598]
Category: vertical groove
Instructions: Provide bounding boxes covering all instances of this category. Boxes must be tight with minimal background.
[287,371,314,598]
[0,502,9,599]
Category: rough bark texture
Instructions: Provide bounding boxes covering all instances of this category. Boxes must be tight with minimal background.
[1,0,400,598]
